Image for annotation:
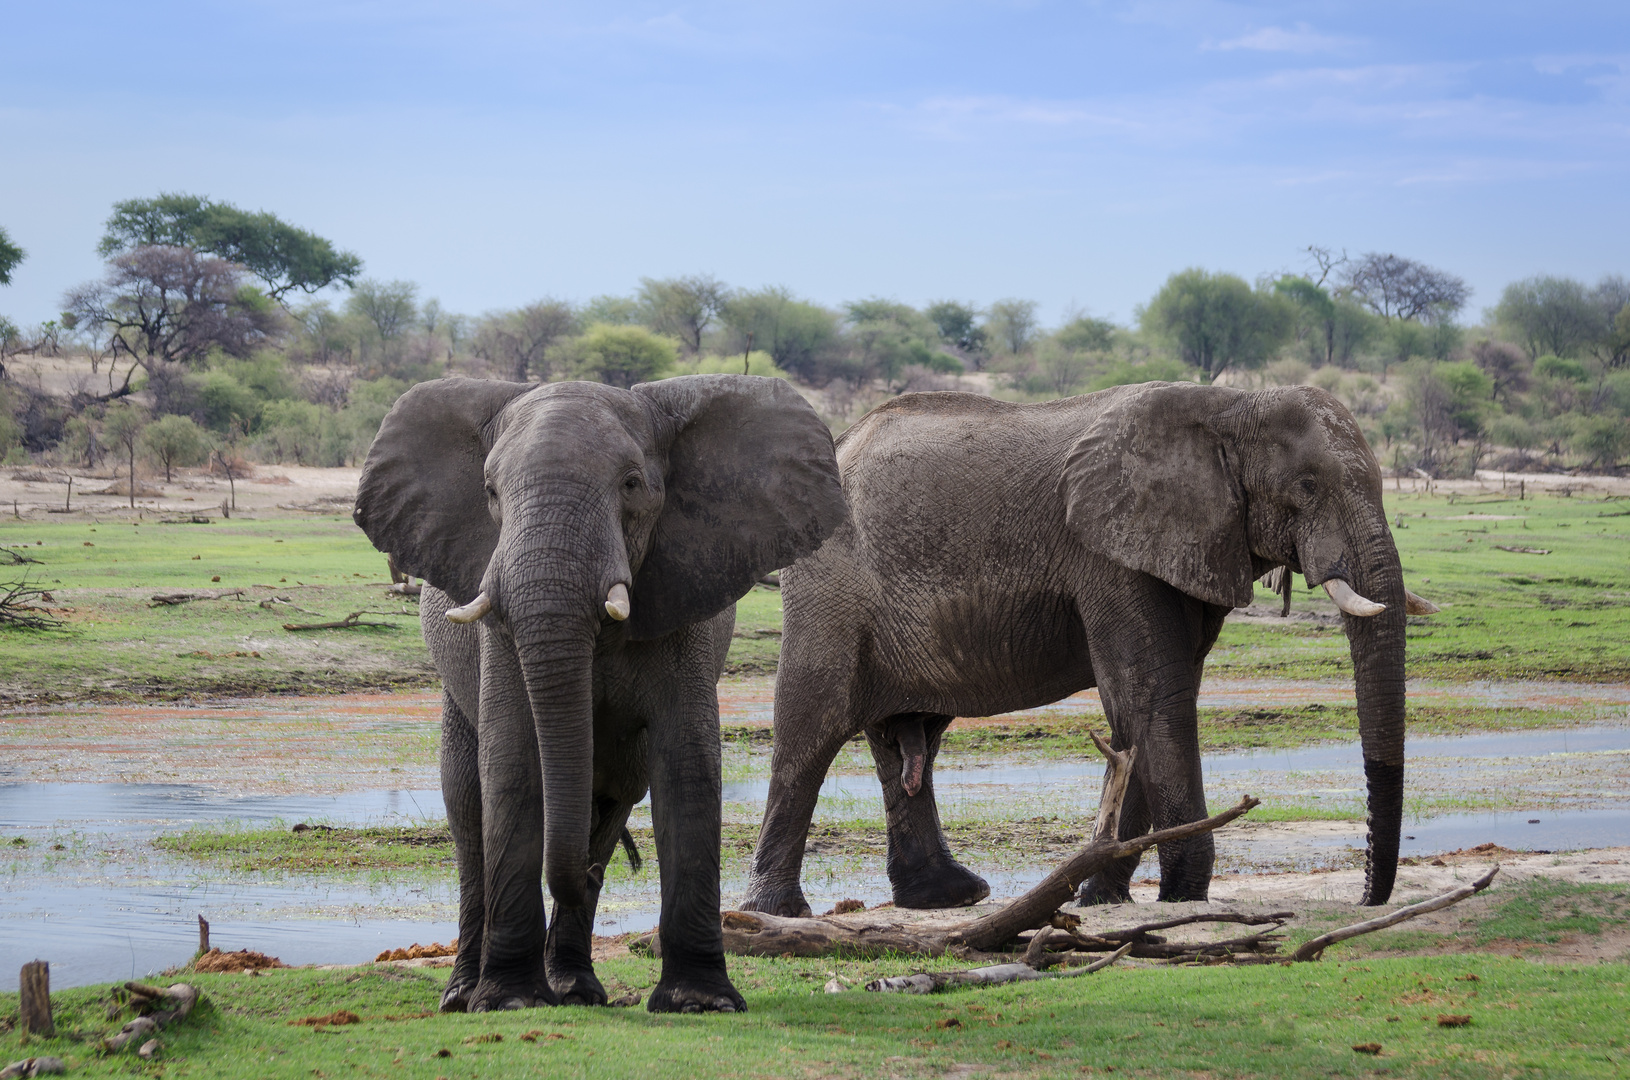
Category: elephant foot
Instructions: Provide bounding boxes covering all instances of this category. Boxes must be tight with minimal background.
[890,860,989,910]
[438,958,483,1013]
[647,974,746,1015]
[550,967,608,1007]
[1076,876,1134,907]
[468,977,558,1013]
[738,884,813,918]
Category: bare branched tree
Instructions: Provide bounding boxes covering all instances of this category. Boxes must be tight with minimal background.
[473,300,578,381]
[62,246,283,401]
[1342,252,1469,324]
[637,275,727,354]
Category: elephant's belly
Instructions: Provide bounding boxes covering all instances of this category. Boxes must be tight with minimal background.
[875,590,1092,716]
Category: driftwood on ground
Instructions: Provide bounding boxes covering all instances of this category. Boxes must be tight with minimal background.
[150,589,246,607]
[0,582,66,630]
[282,610,413,631]
[103,982,200,1053]
[863,939,1136,994]
[1290,866,1501,961]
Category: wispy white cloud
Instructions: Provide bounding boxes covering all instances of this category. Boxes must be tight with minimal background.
[1207,22,1353,54]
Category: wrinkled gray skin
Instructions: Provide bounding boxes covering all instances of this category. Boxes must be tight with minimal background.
[354,375,845,1014]
[743,383,1409,915]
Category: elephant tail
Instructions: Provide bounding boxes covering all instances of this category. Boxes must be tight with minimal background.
[620,826,643,873]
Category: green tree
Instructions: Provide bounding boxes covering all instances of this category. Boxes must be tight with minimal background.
[258,399,323,464]
[984,298,1040,356]
[0,225,24,286]
[139,414,207,481]
[719,287,841,382]
[637,275,727,354]
[102,402,149,508]
[560,325,677,388]
[925,300,987,355]
[1140,269,1295,383]
[1054,315,1116,355]
[345,279,419,372]
[580,294,641,327]
[1569,414,1628,469]
[1273,276,1337,366]
[98,193,361,302]
[1495,275,1599,361]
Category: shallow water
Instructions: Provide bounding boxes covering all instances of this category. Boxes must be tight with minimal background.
[3,723,1627,989]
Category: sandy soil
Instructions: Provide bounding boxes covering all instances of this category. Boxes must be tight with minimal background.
[0,460,360,520]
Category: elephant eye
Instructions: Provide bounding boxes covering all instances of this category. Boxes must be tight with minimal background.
[623,472,642,492]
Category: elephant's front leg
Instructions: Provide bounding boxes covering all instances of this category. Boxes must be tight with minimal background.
[469,627,556,1011]
[1079,599,1214,904]
[646,651,744,1013]
[866,713,990,909]
[437,689,486,1011]
[545,793,639,1005]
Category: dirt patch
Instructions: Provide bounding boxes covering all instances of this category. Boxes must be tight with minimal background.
[195,948,287,972]
[374,942,456,962]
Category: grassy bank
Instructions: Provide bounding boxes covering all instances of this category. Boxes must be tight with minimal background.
[0,515,783,702]
[0,487,1625,702]
[2,949,1624,1078]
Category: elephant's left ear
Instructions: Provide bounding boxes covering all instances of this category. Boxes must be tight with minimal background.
[628,375,848,640]
[1061,382,1255,609]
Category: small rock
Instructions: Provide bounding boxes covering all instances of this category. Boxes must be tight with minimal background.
[138,1038,161,1060]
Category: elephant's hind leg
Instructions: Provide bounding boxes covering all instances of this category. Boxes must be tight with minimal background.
[437,688,485,1012]
[867,713,990,909]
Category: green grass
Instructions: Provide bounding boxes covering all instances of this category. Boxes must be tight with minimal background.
[1475,878,1630,946]
[2,955,1626,1078]
[0,516,786,701]
[1210,490,1630,682]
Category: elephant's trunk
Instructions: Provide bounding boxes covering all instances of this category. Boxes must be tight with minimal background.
[515,628,596,910]
[1340,529,1408,906]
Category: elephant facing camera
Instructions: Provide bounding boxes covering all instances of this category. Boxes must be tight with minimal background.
[354,374,846,1014]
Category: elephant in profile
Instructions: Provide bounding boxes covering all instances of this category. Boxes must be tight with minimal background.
[355,374,845,1013]
[743,382,1435,916]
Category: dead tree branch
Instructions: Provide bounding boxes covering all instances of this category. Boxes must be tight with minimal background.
[149,589,246,607]
[0,580,67,631]
[864,941,1135,994]
[1290,866,1500,961]
[281,610,413,631]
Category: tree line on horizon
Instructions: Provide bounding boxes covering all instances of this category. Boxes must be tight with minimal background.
[0,195,1626,480]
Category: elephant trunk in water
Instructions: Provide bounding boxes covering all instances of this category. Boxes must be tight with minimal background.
[1340,531,1408,906]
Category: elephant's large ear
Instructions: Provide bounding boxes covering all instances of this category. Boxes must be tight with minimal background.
[628,374,847,640]
[1061,382,1254,609]
[354,377,534,603]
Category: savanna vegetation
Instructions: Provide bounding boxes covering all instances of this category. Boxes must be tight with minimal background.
[1,200,1626,478]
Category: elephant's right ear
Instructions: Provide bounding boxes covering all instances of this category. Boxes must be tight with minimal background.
[1061,382,1255,609]
[354,378,534,603]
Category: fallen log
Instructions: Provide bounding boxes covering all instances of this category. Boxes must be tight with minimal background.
[103,982,199,1052]
[864,939,1135,994]
[707,732,1260,962]
[1290,866,1500,961]
[282,610,411,631]
[150,589,245,607]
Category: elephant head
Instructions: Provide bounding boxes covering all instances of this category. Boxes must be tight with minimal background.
[1063,381,1426,905]
[354,374,846,908]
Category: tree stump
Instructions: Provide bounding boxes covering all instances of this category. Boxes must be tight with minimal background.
[19,960,53,1037]
[198,915,210,954]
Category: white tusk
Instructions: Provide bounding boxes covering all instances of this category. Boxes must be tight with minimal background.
[445,591,492,624]
[605,583,631,621]
[1323,579,1386,617]
[1404,589,1440,616]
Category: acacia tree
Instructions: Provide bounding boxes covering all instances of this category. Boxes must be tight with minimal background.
[99,193,361,303]
[719,287,841,382]
[637,275,727,354]
[1494,276,1599,360]
[345,279,418,370]
[1141,269,1295,383]
[925,300,988,357]
[63,246,284,399]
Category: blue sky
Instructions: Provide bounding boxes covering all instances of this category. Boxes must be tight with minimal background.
[2,1,1627,329]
